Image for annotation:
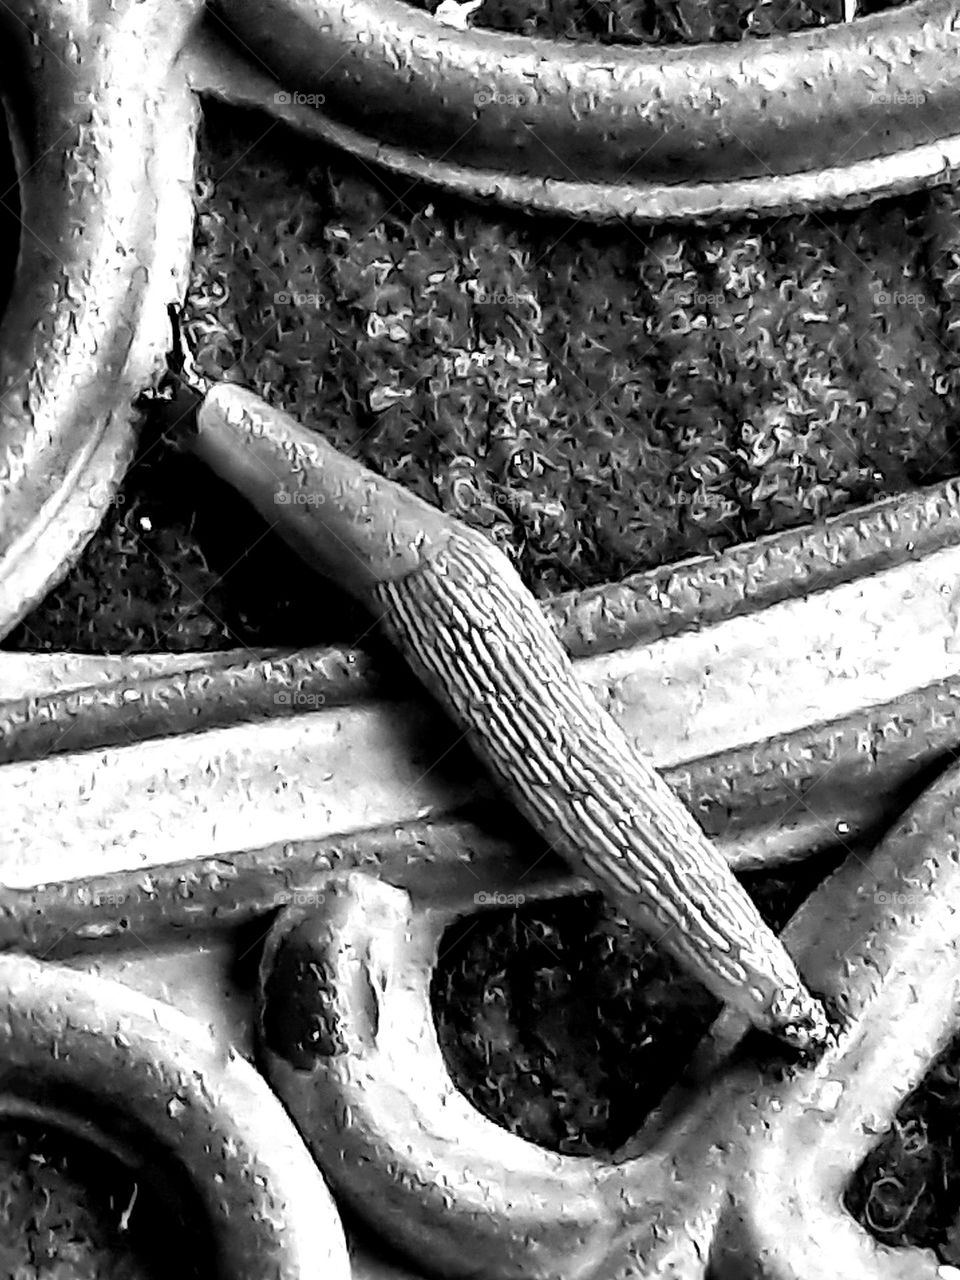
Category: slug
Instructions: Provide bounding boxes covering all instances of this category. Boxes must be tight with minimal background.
[184,382,830,1052]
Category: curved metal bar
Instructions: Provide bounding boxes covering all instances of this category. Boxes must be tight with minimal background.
[197,0,960,223]
[0,644,382,765]
[21,379,960,1037]
[0,665,953,957]
[257,874,622,1280]
[0,0,200,638]
[0,647,282,702]
[0,953,350,1279]
[549,476,960,660]
[258,764,960,1278]
[674,762,960,1277]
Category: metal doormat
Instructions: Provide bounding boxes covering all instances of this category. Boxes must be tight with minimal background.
[2,0,960,1275]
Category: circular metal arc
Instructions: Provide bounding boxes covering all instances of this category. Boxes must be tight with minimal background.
[254,766,960,1278]
[258,876,621,1280]
[0,0,200,639]
[202,0,960,222]
[0,953,350,1280]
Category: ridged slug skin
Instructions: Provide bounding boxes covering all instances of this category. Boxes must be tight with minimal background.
[376,524,827,1045]
[193,384,828,1050]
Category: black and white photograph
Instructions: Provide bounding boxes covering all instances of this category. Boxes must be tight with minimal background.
[0,0,957,1274]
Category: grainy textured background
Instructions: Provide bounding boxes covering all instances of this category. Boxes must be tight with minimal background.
[4,0,960,1270]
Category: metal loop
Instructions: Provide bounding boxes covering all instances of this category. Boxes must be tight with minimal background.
[257,875,617,1280]
[0,953,350,1279]
[257,756,960,1278]
[0,0,199,639]
[3,1,960,1272]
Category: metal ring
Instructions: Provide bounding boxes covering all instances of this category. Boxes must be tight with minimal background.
[0,953,350,1279]
[0,0,199,639]
[257,876,618,1280]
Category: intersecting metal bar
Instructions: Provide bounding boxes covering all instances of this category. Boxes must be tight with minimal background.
[3,0,960,1271]
[4,465,960,943]
[2,521,959,891]
[8,468,960,756]
[255,759,960,1279]
[0,647,283,704]
[259,880,616,1280]
[51,938,484,1280]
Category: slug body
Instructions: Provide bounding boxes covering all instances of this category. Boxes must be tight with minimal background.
[193,384,829,1051]
[194,387,458,593]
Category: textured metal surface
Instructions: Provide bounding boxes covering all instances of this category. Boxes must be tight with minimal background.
[3,0,960,1273]
[10,465,960,753]
[0,0,199,637]
[4,489,960,886]
[190,382,830,1045]
[0,952,350,1278]
[257,757,960,1278]
[3,391,960,1269]
[192,0,960,223]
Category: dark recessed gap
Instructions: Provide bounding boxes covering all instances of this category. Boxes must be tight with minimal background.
[431,894,720,1156]
[431,848,849,1156]
[0,1115,213,1279]
[846,1031,960,1265]
[406,0,910,41]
